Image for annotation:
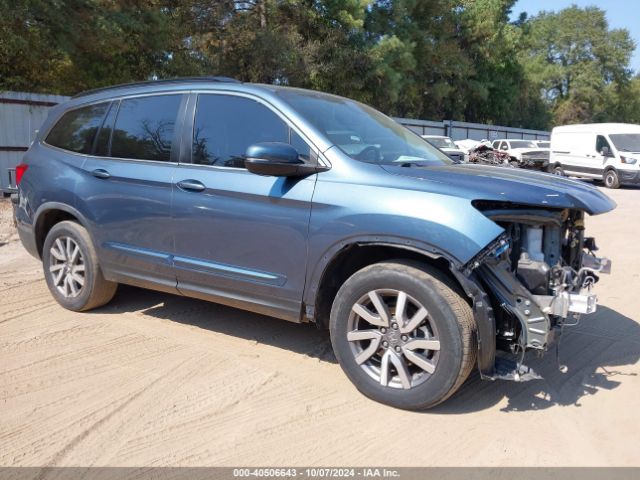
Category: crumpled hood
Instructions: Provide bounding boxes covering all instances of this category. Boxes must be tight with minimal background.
[381,163,616,215]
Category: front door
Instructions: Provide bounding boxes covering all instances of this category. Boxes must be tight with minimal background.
[76,93,186,292]
[172,93,317,321]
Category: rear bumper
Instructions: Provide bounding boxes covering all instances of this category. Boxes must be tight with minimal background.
[12,200,39,259]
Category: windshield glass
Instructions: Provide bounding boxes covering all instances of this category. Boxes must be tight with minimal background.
[275,89,452,165]
[536,141,550,148]
[609,134,640,152]
[509,140,537,149]
[424,137,456,149]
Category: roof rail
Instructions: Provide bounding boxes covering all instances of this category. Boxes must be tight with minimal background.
[72,76,241,99]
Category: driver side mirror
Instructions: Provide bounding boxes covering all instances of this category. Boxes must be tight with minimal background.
[601,146,612,157]
[245,142,320,177]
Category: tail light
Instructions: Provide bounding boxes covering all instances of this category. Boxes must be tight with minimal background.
[15,164,29,185]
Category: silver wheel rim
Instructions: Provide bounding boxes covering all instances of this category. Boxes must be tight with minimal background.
[554,167,562,176]
[606,172,614,186]
[49,236,85,298]
[347,289,440,390]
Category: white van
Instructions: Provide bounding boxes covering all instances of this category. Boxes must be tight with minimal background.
[550,123,640,188]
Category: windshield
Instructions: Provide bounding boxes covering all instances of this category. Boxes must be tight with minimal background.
[275,89,452,165]
[424,137,456,149]
[536,141,550,148]
[509,140,537,149]
[609,134,640,152]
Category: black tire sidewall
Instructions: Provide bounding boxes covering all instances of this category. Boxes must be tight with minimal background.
[42,222,98,311]
[604,169,619,188]
[330,264,467,410]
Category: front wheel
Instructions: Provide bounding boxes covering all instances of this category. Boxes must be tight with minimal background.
[329,261,476,410]
[42,220,117,311]
[604,169,620,189]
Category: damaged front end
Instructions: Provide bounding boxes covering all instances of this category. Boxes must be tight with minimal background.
[459,202,611,381]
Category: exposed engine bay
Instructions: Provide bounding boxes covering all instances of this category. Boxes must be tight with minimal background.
[464,202,612,380]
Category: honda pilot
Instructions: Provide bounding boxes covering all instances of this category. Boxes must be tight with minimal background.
[13,77,614,410]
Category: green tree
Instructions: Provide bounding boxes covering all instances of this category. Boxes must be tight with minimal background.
[519,6,635,125]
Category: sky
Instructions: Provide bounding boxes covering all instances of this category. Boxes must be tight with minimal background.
[510,0,640,74]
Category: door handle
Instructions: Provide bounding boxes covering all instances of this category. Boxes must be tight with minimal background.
[91,168,111,179]
[177,179,206,192]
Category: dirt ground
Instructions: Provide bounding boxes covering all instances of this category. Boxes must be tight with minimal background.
[1,186,639,467]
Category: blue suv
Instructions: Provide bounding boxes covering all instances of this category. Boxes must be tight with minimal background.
[13,77,615,409]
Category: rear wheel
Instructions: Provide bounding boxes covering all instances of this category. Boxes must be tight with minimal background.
[329,261,476,410]
[604,169,620,189]
[42,221,117,311]
[552,164,564,176]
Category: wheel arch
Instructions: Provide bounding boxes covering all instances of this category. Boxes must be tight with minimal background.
[33,202,92,258]
[308,240,467,329]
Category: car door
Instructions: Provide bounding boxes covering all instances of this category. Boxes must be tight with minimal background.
[172,92,317,321]
[592,134,613,177]
[76,93,187,292]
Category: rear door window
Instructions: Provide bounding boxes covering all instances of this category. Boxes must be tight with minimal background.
[94,101,119,157]
[46,102,109,154]
[111,95,182,162]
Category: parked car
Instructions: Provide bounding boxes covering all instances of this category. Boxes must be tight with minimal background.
[492,139,550,170]
[421,135,466,162]
[550,123,640,188]
[13,78,614,410]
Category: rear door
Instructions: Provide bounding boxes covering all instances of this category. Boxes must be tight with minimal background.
[171,92,317,321]
[76,93,186,292]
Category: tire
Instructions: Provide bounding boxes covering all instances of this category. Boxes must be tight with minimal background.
[552,164,564,176]
[329,260,476,410]
[42,220,117,311]
[509,160,520,168]
[603,169,620,189]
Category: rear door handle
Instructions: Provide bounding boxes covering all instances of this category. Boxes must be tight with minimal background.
[91,168,111,179]
[176,179,206,192]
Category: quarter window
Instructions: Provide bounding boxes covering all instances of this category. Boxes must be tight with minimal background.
[111,95,181,162]
[192,94,299,168]
[46,103,109,154]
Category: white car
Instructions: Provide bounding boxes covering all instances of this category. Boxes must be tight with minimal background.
[422,135,466,162]
[492,139,550,170]
[550,123,640,188]
[533,140,550,148]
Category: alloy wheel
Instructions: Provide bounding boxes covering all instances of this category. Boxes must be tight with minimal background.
[347,289,440,390]
[48,236,85,298]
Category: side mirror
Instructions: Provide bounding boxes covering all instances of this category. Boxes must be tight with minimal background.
[245,142,318,177]
[601,146,612,157]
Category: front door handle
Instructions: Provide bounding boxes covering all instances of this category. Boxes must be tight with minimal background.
[177,179,206,192]
[91,168,111,179]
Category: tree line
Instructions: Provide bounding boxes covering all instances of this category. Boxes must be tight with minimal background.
[2,0,639,130]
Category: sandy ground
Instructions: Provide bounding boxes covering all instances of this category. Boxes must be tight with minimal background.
[0,187,639,467]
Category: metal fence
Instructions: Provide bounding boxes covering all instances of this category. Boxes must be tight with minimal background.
[396,118,550,142]
[0,91,69,194]
[0,90,550,193]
